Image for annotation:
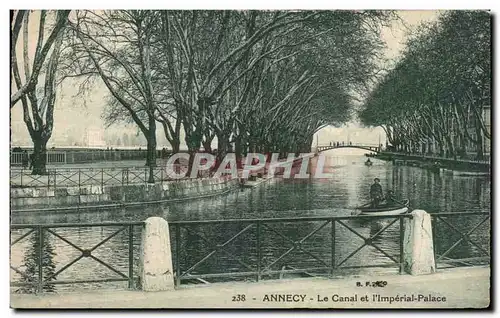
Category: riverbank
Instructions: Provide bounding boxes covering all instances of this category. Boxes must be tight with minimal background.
[11,176,240,210]
[10,154,312,210]
[374,152,490,174]
[11,266,490,309]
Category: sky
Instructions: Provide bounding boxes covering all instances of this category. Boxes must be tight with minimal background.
[313,10,441,147]
[11,10,442,149]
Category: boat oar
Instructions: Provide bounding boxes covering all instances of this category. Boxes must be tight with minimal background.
[349,202,371,209]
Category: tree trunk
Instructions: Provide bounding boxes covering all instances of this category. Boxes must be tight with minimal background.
[145,115,157,183]
[445,135,455,159]
[170,138,180,153]
[475,124,484,160]
[31,133,48,175]
[185,129,202,177]
[146,115,157,167]
[215,134,229,171]
[202,140,212,153]
[457,133,467,159]
[437,139,444,157]
[234,137,243,169]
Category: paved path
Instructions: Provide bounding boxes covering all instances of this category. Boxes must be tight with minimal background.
[11,266,490,309]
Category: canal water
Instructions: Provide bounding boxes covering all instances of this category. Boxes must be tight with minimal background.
[10,149,491,293]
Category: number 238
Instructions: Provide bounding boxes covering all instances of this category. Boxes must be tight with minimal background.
[232,294,246,301]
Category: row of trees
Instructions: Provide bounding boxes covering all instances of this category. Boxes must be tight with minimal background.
[12,10,394,175]
[360,11,491,160]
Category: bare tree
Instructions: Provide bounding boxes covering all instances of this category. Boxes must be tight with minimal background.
[11,10,70,108]
[11,10,70,174]
[70,10,161,178]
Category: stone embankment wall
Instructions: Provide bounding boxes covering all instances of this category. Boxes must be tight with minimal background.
[11,177,239,209]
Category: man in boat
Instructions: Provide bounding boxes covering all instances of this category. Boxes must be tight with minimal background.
[370,178,383,207]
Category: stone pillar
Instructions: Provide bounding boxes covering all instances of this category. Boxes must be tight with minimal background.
[403,210,436,275]
[139,217,175,291]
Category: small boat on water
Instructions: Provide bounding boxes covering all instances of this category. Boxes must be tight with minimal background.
[357,199,410,216]
[365,160,373,166]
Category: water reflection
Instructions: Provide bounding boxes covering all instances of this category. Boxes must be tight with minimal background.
[11,150,491,291]
[13,230,56,293]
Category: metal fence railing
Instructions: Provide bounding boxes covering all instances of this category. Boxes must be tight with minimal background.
[431,212,490,268]
[10,211,490,293]
[10,165,202,190]
[169,214,411,286]
[11,152,68,165]
[10,150,172,166]
[168,211,490,285]
[10,222,144,293]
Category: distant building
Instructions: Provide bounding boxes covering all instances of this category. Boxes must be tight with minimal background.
[87,127,106,147]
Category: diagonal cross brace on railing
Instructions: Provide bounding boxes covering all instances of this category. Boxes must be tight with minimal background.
[23,173,48,187]
[55,170,80,188]
[335,218,400,268]
[11,212,488,291]
[102,169,123,186]
[434,215,490,262]
[79,170,101,187]
[10,229,37,283]
[10,224,139,293]
[11,229,36,246]
[126,169,146,184]
[177,224,255,280]
[44,227,129,282]
[170,215,414,285]
[260,220,331,273]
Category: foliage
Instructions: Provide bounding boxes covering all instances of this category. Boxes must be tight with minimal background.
[360,11,491,159]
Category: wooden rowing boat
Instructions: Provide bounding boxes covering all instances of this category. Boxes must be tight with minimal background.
[357,199,410,216]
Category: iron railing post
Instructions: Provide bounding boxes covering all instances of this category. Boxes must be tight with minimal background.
[256,221,261,282]
[175,224,181,287]
[331,218,336,276]
[399,216,404,274]
[128,224,134,289]
[78,169,81,205]
[20,168,23,187]
[37,226,44,293]
[54,169,57,191]
[101,168,104,189]
[432,215,438,269]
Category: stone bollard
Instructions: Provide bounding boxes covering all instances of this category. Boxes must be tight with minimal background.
[139,217,175,291]
[403,210,436,275]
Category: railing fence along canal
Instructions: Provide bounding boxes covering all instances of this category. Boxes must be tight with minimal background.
[10,222,144,293]
[431,212,490,268]
[10,165,210,191]
[11,150,170,166]
[10,211,490,293]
